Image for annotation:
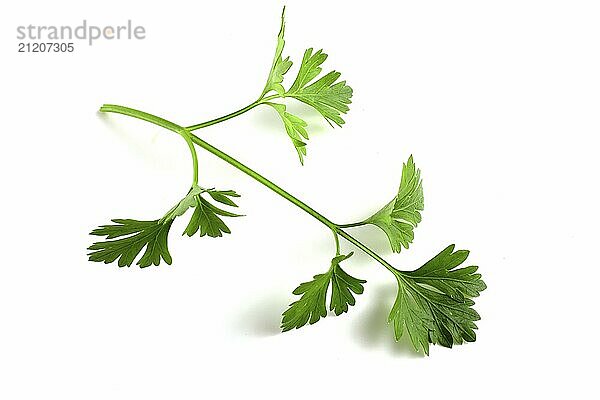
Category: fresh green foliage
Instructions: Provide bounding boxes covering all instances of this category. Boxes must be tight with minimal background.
[91,8,485,355]
[266,102,309,164]
[366,155,424,252]
[282,270,330,330]
[281,252,365,331]
[287,48,329,94]
[389,245,486,354]
[183,7,352,164]
[261,7,293,97]
[88,187,241,267]
[329,253,367,315]
[257,9,352,162]
[184,189,242,238]
[88,219,174,267]
[285,49,353,127]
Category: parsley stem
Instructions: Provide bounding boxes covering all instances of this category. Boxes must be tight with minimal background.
[332,229,341,255]
[100,104,199,186]
[185,95,280,131]
[335,229,396,274]
[190,132,397,274]
[188,132,337,229]
[182,134,199,185]
[187,130,400,275]
[100,104,181,131]
[99,103,398,276]
[338,221,368,228]
[99,103,334,228]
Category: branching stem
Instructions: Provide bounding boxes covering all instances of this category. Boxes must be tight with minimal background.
[100,104,199,186]
[99,104,397,275]
[185,94,280,131]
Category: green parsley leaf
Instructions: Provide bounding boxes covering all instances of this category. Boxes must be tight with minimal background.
[261,7,293,97]
[330,253,366,315]
[183,189,242,238]
[389,245,486,355]
[88,219,173,267]
[286,48,353,127]
[366,155,424,252]
[88,188,241,268]
[256,8,353,164]
[281,252,365,331]
[282,270,330,331]
[206,189,240,207]
[266,102,309,164]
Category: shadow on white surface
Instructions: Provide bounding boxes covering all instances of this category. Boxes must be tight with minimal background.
[285,101,328,135]
[247,106,287,139]
[352,283,425,358]
[231,292,289,337]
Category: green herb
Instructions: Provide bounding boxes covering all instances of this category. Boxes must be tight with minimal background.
[88,8,485,355]
[281,252,365,331]
[89,219,173,268]
[388,245,486,355]
[183,189,242,238]
[89,185,242,266]
[185,7,353,165]
[362,156,424,252]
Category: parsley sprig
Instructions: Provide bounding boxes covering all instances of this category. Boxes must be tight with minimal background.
[341,156,425,253]
[89,184,241,267]
[186,7,353,165]
[89,8,485,355]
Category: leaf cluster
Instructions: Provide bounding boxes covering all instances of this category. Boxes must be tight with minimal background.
[262,8,353,164]
[88,187,241,267]
[281,156,485,355]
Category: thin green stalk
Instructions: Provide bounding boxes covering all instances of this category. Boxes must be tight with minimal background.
[336,229,396,274]
[185,94,280,131]
[99,104,399,276]
[101,104,182,132]
[100,104,199,186]
[332,230,341,256]
[189,131,335,229]
[338,221,368,228]
[183,135,199,185]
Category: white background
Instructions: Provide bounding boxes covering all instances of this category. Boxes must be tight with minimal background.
[1,1,599,398]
